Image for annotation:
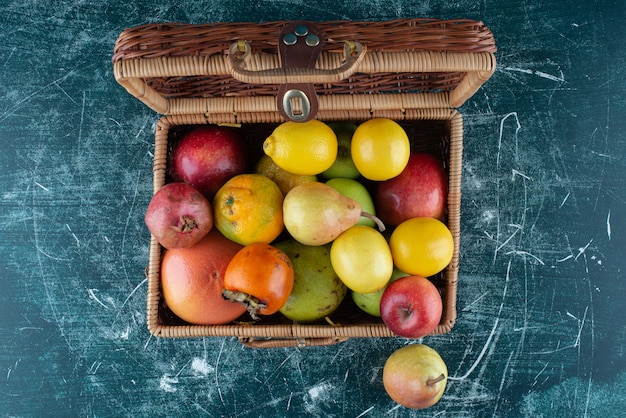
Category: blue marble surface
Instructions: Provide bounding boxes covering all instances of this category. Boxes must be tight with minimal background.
[1,1,625,416]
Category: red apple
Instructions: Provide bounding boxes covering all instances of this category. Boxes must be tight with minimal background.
[383,344,448,409]
[375,153,447,226]
[169,125,248,199]
[145,182,213,249]
[380,275,442,339]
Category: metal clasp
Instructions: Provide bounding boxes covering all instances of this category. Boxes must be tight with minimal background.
[282,89,311,122]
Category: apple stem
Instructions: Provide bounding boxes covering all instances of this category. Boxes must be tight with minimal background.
[171,215,197,233]
[360,212,386,232]
[222,289,266,321]
[427,374,446,387]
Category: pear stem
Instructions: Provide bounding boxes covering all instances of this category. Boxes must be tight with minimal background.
[427,374,446,387]
[360,212,386,232]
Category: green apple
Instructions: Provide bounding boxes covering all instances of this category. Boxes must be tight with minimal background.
[351,267,408,316]
[325,178,376,227]
[274,239,347,323]
[383,344,448,409]
[321,123,360,179]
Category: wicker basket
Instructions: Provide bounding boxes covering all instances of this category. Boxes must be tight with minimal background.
[113,19,496,348]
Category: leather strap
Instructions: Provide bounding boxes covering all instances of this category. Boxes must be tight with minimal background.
[276,21,322,122]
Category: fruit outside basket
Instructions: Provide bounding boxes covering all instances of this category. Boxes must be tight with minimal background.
[112,19,496,348]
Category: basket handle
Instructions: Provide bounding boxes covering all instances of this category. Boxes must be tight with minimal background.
[227,21,366,122]
[238,336,349,349]
[227,40,366,84]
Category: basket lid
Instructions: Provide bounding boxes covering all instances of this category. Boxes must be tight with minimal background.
[112,19,496,122]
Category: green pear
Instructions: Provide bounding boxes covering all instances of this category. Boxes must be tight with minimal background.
[283,182,384,246]
[322,123,359,179]
[275,239,347,323]
[325,178,376,227]
[351,267,408,317]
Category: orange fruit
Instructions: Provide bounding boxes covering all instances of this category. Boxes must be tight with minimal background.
[160,229,247,325]
[213,174,284,245]
[223,243,294,318]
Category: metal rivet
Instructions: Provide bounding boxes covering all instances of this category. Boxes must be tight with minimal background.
[294,25,309,36]
[283,33,297,45]
[305,34,320,47]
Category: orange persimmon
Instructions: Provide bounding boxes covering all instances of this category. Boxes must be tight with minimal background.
[222,243,294,319]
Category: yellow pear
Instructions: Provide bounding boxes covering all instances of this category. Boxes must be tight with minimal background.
[283,182,383,246]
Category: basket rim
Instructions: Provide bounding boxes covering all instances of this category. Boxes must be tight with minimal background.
[146,109,462,341]
[113,18,497,63]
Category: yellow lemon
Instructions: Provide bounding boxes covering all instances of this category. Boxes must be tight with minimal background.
[389,217,454,277]
[351,118,410,180]
[263,120,337,175]
[330,225,393,293]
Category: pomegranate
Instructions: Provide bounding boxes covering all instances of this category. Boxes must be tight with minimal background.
[145,182,213,249]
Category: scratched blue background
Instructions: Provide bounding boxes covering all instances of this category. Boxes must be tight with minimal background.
[1,1,625,417]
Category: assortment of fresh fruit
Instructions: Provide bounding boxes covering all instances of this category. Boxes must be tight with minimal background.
[144,118,455,409]
[146,118,453,327]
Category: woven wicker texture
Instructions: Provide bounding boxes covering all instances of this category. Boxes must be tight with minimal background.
[113,19,496,61]
[113,19,496,114]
